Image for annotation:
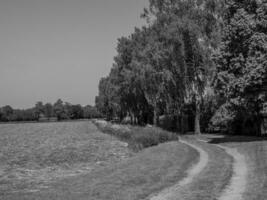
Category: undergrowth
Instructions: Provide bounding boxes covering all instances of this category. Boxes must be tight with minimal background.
[93,120,178,151]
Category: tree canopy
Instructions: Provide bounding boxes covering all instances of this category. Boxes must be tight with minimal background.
[96,0,222,134]
[214,0,267,135]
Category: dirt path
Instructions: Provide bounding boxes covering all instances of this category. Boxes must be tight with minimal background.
[149,139,209,200]
[217,145,248,200]
[198,137,248,200]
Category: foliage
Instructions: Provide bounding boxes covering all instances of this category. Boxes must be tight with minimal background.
[0,100,100,122]
[94,120,178,151]
[209,103,235,131]
[213,0,267,134]
[96,0,222,134]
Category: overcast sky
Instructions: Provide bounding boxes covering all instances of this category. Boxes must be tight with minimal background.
[0,0,148,109]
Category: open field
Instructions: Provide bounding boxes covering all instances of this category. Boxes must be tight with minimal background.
[0,121,132,196]
[0,121,198,200]
[10,141,197,200]
[0,121,199,200]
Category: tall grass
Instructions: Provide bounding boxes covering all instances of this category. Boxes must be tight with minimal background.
[93,120,178,151]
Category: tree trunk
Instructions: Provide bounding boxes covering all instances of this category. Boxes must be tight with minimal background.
[194,100,201,135]
[260,115,267,136]
[134,116,137,125]
[180,113,185,134]
[153,108,158,126]
[130,112,133,125]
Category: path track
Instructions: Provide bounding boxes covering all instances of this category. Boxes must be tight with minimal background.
[149,139,209,200]
[216,145,248,200]
[148,137,248,200]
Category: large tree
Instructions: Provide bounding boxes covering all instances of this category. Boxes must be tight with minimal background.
[96,0,222,133]
[143,0,222,133]
[214,0,267,135]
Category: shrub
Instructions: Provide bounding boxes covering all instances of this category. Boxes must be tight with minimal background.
[209,103,234,133]
[93,120,178,151]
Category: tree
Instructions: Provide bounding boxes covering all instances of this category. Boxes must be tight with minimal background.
[34,101,44,119]
[0,105,13,121]
[95,77,121,121]
[44,103,54,119]
[70,104,84,119]
[83,105,101,119]
[95,0,222,132]
[143,0,222,133]
[214,0,267,135]
[53,99,67,120]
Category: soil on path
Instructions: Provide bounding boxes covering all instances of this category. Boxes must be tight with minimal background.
[198,136,248,200]
[148,137,234,200]
[216,145,248,200]
[148,139,209,200]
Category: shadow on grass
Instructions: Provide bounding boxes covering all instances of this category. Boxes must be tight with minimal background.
[207,134,267,144]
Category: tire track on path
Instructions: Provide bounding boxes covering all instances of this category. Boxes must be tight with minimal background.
[216,145,248,200]
[198,138,248,200]
[148,139,209,200]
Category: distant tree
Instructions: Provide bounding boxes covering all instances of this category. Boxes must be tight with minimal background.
[69,104,84,119]
[44,103,54,119]
[83,105,101,119]
[22,108,36,121]
[34,101,44,119]
[53,99,68,120]
[1,105,14,121]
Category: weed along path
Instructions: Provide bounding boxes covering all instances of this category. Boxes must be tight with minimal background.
[149,139,209,200]
[217,145,248,200]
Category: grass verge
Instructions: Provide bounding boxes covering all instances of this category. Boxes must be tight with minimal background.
[93,120,178,151]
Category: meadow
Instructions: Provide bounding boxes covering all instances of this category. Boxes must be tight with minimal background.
[0,121,197,200]
[0,121,131,196]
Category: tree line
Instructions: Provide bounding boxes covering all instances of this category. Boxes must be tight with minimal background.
[0,99,101,122]
[96,0,267,135]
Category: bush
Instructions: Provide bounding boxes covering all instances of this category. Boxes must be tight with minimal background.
[158,115,178,131]
[93,120,178,151]
[209,103,234,133]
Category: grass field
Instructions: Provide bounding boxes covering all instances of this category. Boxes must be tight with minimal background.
[0,121,198,200]
[4,142,198,200]
[0,121,132,196]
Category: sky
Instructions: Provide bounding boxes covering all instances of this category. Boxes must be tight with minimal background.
[0,0,148,109]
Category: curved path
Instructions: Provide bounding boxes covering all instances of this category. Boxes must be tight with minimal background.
[198,138,248,200]
[217,145,248,200]
[149,139,209,200]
